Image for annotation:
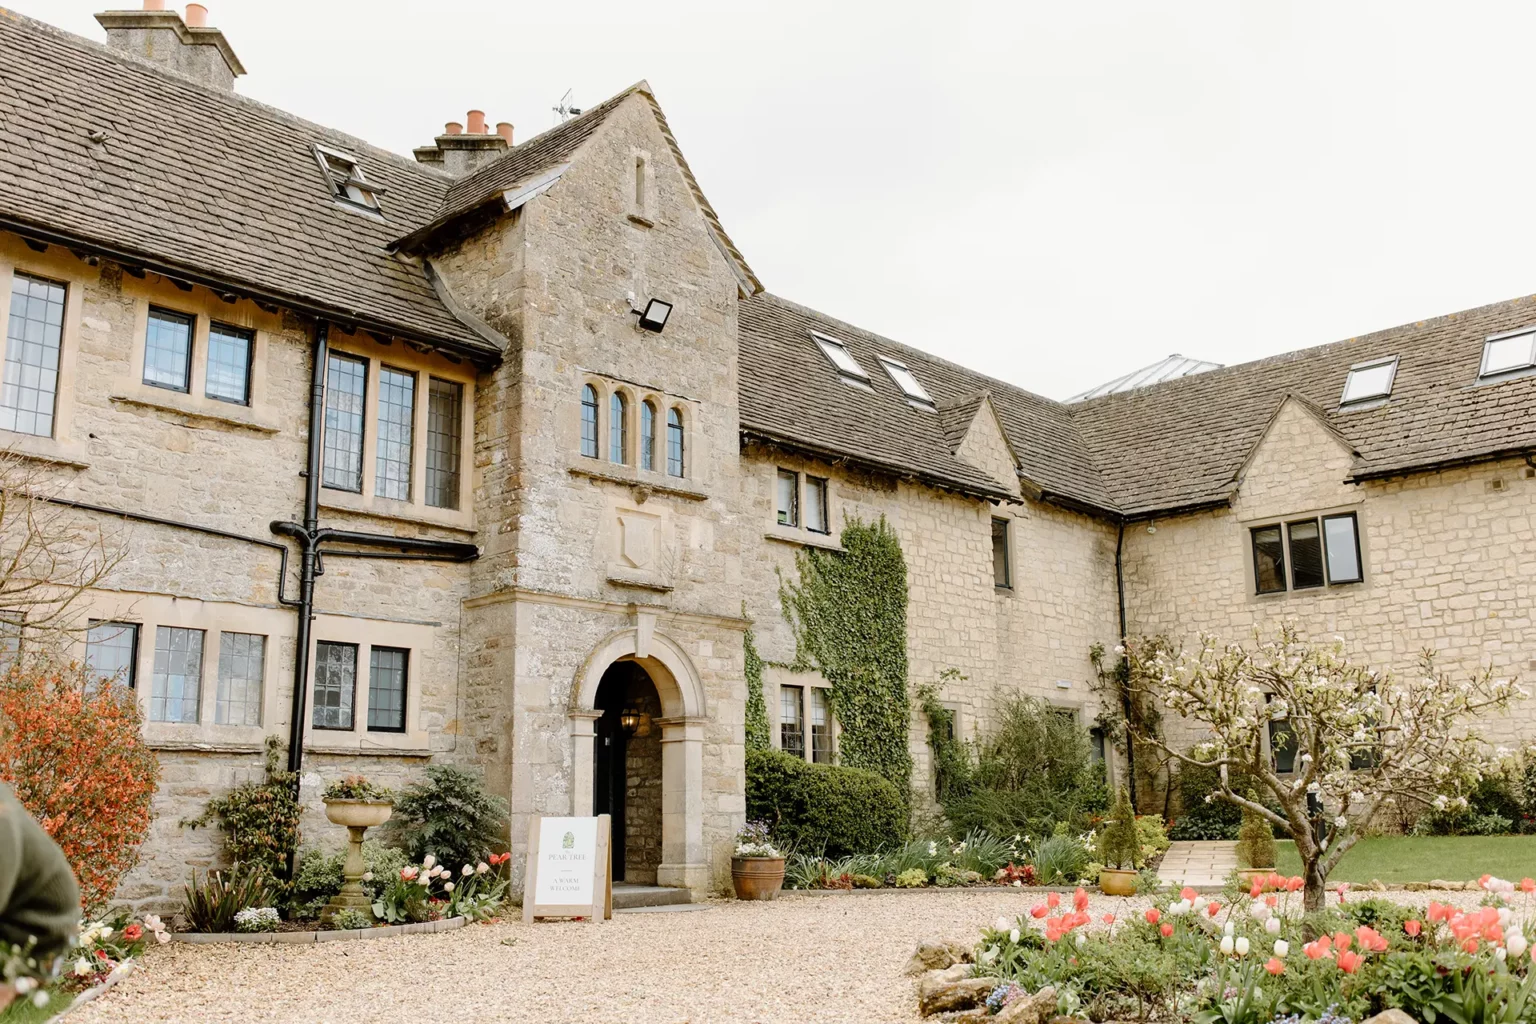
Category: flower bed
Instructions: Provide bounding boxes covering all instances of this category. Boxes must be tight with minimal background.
[171,916,468,945]
[923,873,1536,1022]
[2,910,168,1018]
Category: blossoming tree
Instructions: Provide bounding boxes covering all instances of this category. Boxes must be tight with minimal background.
[1120,626,1526,912]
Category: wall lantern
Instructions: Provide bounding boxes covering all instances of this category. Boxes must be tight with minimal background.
[619,708,642,735]
[632,297,673,333]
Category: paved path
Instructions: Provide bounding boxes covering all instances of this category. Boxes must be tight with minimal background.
[1158,839,1238,888]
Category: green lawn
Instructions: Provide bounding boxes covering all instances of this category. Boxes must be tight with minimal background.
[1274,835,1536,884]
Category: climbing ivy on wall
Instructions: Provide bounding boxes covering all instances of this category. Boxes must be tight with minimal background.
[744,622,771,752]
[916,669,974,803]
[779,516,912,797]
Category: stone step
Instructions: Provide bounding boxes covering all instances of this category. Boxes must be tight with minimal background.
[612,884,693,910]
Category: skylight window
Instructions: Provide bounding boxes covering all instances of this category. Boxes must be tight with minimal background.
[313,144,384,213]
[879,356,935,408]
[1339,356,1398,406]
[810,331,871,386]
[1479,329,1536,379]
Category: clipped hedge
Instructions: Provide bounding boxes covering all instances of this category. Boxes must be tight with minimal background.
[745,748,906,857]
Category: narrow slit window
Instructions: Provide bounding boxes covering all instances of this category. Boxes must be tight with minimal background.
[609,391,628,464]
[805,476,829,534]
[322,352,367,492]
[810,331,869,380]
[2,273,65,437]
[640,400,656,471]
[367,646,408,733]
[879,356,935,406]
[1339,356,1397,406]
[1251,525,1286,595]
[776,469,799,526]
[1480,331,1536,379]
[780,684,805,760]
[150,625,204,724]
[992,517,1012,589]
[205,323,253,405]
[1323,512,1363,584]
[375,366,415,501]
[810,688,832,764]
[426,377,462,509]
[215,631,265,727]
[143,307,193,392]
[634,155,647,210]
[313,640,357,730]
[666,407,684,477]
[1287,519,1325,589]
[85,621,138,693]
[580,384,599,458]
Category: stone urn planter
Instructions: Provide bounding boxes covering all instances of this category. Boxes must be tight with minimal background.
[321,797,393,925]
[731,856,786,900]
[1098,867,1138,897]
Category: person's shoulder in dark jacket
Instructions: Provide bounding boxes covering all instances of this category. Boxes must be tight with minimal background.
[0,783,80,959]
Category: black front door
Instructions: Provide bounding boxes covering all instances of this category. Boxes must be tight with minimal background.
[593,705,628,881]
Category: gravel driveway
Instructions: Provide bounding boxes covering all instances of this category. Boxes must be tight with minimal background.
[69,888,1507,1024]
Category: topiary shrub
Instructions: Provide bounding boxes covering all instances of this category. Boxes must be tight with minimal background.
[1235,798,1276,869]
[1097,789,1139,870]
[745,748,906,857]
[0,661,160,911]
[383,763,508,870]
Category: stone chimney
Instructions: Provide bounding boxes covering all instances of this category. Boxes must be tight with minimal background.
[413,111,512,175]
[96,2,246,91]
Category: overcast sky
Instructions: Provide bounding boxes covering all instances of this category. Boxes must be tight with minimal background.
[23,1,1536,399]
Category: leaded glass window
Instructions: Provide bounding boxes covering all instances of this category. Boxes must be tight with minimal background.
[313,640,356,730]
[206,323,253,404]
[150,626,204,724]
[2,273,65,437]
[375,366,415,501]
[1251,525,1286,595]
[216,632,265,727]
[640,400,656,471]
[609,391,628,464]
[322,352,366,492]
[666,407,684,477]
[367,646,408,732]
[780,684,804,759]
[143,307,193,392]
[580,384,599,458]
[426,378,462,509]
[85,621,138,693]
[810,687,832,764]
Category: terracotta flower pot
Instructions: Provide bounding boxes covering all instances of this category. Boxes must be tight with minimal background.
[1099,867,1138,896]
[731,856,785,900]
[1237,868,1274,889]
[323,799,394,829]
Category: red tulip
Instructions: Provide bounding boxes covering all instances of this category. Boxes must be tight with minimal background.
[1160,923,1174,938]
[1521,878,1535,894]
[1180,887,1198,903]
[1337,950,1362,974]
[1265,957,1285,976]
[1047,891,1061,909]
[1250,881,1263,898]
[1265,895,1278,908]
[1463,938,1480,955]
[1145,908,1161,925]
[1405,920,1422,938]
[1074,887,1090,912]
[1102,913,1115,925]
[1333,932,1352,952]
[1030,903,1048,919]
[1207,901,1221,917]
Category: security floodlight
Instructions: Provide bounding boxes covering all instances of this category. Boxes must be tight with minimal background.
[633,298,672,333]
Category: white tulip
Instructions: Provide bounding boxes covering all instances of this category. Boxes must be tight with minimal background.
[423,855,436,869]
[463,865,474,876]
[1508,933,1529,958]
[1010,929,1020,943]
[1274,939,1289,957]
[996,916,1010,932]
[1220,936,1235,955]
[1235,937,1250,957]
[1075,933,1087,948]
[1494,946,1508,962]
[444,881,455,892]
[1265,917,1281,935]
[1224,921,1235,936]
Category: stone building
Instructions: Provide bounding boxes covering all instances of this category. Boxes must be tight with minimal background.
[0,6,1531,907]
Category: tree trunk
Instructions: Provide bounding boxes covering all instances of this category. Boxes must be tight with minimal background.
[1303,859,1327,915]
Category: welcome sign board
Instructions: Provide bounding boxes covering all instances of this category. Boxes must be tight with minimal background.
[522,814,612,922]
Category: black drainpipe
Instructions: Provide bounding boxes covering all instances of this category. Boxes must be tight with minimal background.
[1114,520,1137,811]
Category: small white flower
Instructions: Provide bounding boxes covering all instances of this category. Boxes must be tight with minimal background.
[1334,816,1348,829]
[1274,939,1289,957]
[477,862,490,875]
[1265,917,1281,935]
[142,914,163,932]
[1307,782,1320,794]
[444,881,455,892]
[1495,946,1508,962]
[1075,933,1087,948]
[1011,880,1022,888]
[13,977,36,995]
[1235,936,1250,957]
[1349,791,1365,804]
[73,958,92,977]
[99,926,113,939]
[1220,936,1235,955]
[1249,902,1270,921]
[31,992,49,1008]
[462,864,474,876]
[1010,929,1020,943]
[362,871,374,882]
[154,930,171,944]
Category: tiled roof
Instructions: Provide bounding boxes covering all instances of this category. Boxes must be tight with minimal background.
[0,8,496,358]
[739,294,1115,509]
[1070,293,1536,516]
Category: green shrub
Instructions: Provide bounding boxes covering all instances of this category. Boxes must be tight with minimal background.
[1235,799,1275,869]
[383,764,508,870]
[745,748,906,857]
[182,864,278,933]
[183,737,301,880]
[895,867,927,888]
[1096,789,1138,869]
[285,841,405,920]
[1134,815,1170,866]
[1166,755,1263,841]
[331,908,373,930]
[1031,832,1090,885]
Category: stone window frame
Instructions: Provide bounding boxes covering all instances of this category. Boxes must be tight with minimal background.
[763,665,839,766]
[627,147,655,226]
[1244,504,1368,599]
[991,515,1013,592]
[316,332,477,532]
[1051,700,1118,792]
[575,374,694,487]
[767,466,835,540]
[0,239,90,465]
[304,611,436,754]
[113,274,280,435]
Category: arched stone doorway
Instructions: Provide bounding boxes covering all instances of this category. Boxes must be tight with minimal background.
[592,661,662,883]
[569,624,709,892]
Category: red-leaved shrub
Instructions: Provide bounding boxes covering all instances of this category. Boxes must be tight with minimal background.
[0,663,160,910]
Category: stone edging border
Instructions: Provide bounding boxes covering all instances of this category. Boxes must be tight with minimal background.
[787,881,1476,897]
[172,915,468,944]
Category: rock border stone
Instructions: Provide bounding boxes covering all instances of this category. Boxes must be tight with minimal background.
[172,916,468,944]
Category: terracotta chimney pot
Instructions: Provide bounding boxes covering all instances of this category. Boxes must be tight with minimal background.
[184,3,208,27]
[466,109,487,135]
[444,121,464,136]
[496,122,514,144]
[142,0,165,9]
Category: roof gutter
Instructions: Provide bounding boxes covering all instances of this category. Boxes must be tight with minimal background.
[0,215,501,368]
[1346,445,1536,484]
[740,428,1016,504]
